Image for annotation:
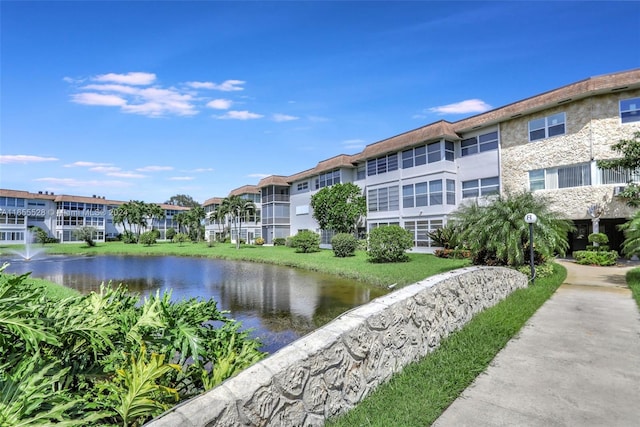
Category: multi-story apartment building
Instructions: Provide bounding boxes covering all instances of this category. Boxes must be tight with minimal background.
[204,185,262,243]
[3,69,639,252]
[0,189,189,244]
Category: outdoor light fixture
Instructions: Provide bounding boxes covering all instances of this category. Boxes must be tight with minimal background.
[524,213,537,283]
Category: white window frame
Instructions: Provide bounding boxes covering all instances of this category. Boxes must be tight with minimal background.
[529,112,566,142]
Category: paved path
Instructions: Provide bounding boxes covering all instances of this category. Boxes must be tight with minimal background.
[433,259,640,427]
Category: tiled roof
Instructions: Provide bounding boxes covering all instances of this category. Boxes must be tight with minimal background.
[355,120,459,161]
[54,194,123,205]
[287,154,357,183]
[203,197,223,207]
[0,189,56,200]
[229,185,260,196]
[257,175,290,187]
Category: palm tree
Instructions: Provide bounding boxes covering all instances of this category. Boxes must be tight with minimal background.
[450,191,574,266]
[145,203,166,236]
[617,210,640,257]
[221,196,256,249]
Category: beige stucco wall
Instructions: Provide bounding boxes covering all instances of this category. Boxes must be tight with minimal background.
[501,89,640,219]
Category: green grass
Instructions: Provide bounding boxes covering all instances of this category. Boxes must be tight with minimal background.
[625,268,640,308]
[327,262,567,427]
[0,241,470,288]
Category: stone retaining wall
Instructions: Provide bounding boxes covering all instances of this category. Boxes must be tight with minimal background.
[146,266,528,427]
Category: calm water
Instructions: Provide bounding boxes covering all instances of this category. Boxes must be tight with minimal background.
[0,254,388,353]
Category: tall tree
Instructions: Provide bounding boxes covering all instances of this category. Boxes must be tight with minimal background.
[597,131,640,207]
[310,182,366,234]
[165,194,201,209]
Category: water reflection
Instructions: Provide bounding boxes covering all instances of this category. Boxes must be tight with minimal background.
[1,255,387,353]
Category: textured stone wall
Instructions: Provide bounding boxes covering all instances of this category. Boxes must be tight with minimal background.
[500,89,640,219]
[146,267,527,427]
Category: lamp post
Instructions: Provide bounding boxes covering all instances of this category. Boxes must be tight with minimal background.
[524,213,537,284]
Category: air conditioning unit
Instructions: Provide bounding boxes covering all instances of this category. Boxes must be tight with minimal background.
[613,186,626,196]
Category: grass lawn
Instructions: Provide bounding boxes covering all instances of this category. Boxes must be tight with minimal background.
[625,267,640,308]
[0,241,470,288]
[327,262,567,427]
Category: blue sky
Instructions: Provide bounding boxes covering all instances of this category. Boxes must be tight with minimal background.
[1,1,639,204]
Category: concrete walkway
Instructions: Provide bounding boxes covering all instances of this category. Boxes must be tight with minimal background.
[433,259,640,427]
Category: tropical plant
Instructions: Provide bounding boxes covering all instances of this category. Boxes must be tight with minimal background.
[165,227,176,242]
[367,225,413,263]
[0,264,264,426]
[289,230,321,253]
[310,182,366,234]
[597,131,640,207]
[165,194,201,208]
[617,209,640,257]
[139,231,157,247]
[427,223,460,249]
[450,191,574,266]
[221,196,256,249]
[331,233,359,257]
[173,233,189,246]
[72,226,98,247]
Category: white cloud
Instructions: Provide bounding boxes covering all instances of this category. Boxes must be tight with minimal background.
[34,177,132,187]
[191,168,214,173]
[0,155,59,164]
[107,172,147,178]
[429,99,492,115]
[93,72,156,85]
[187,80,245,91]
[71,93,127,106]
[90,166,121,173]
[273,113,299,122]
[136,165,174,172]
[212,80,245,91]
[169,176,194,181]
[216,110,263,120]
[206,99,233,110]
[247,173,270,178]
[65,161,111,168]
[307,115,330,122]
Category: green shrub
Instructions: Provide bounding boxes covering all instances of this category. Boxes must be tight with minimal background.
[588,232,609,246]
[174,233,190,246]
[255,237,265,246]
[139,231,157,246]
[165,227,176,242]
[72,226,98,247]
[331,233,358,257]
[434,248,472,259]
[368,225,413,263]
[573,250,618,266]
[585,244,610,252]
[122,230,138,244]
[427,224,459,249]
[272,237,286,246]
[516,260,556,279]
[289,230,321,253]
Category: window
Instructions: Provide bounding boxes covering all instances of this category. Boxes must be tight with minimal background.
[600,166,640,184]
[621,97,640,124]
[444,141,455,161]
[402,146,426,169]
[558,163,590,188]
[529,169,546,191]
[315,169,340,189]
[426,142,440,163]
[402,180,443,207]
[462,177,500,198]
[529,112,565,141]
[356,164,366,180]
[297,181,309,191]
[368,186,399,212]
[446,179,456,205]
[461,131,498,156]
[404,219,443,247]
[367,154,398,176]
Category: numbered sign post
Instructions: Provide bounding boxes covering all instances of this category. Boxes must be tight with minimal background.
[524,213,537,283]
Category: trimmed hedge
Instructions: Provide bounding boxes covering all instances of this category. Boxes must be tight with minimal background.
[573,250,618,266]
[331,233,358,257]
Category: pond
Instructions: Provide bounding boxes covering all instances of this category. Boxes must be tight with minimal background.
[0,254,388,353]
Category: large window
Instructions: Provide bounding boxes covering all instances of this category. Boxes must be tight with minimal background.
[402,180,444,208]
[529,112,565,141]
[558,163,591,188]
[368,186,399,212]
[0,197,25,207]
[356,164,366,180]
[315,169,340,189]
[402,141,454,168]
[367,154,398,176]
[404,219,443,247]
[297,181,309,191]
[446,179,456,205]
[621,97,640,124]
[460,131,499,156]
[462,177,500,198]
[600,166,640,184]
